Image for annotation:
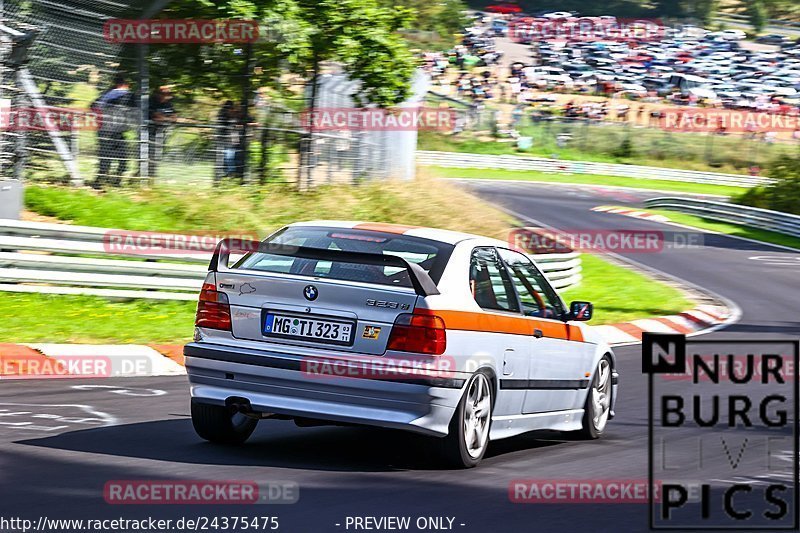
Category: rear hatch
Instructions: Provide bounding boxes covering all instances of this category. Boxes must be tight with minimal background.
[212,226,452,356]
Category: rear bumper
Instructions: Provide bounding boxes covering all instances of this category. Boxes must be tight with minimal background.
[184,343,467,437]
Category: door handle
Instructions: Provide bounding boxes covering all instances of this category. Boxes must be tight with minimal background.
[533,329,543,339]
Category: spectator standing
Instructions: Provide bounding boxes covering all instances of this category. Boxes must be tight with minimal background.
[509,76,521,102]
[511,105,523,130]
[148,86,177,179]
[90,75,134,188]
[215,100,239,182]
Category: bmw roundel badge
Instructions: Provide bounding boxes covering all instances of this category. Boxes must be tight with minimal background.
[303,285,319,301]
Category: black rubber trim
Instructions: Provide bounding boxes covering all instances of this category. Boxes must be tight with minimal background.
[184,344,465,389]
[209,239,440,297]
[186,344,300,370]
[499,378,590,390]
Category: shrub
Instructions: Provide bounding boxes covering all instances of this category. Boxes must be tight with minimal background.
[736,153,800,215]
[612,138,634,159]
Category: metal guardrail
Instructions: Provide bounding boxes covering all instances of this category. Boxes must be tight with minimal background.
[0,219,583,299]
[0,219,213,262]
[0,219,212,299]
[532,252,582,290]
[644,197,800,239]
[417,151,774,189]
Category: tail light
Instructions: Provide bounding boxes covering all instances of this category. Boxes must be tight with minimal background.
[386,312,446,355]
[195,282,231,331]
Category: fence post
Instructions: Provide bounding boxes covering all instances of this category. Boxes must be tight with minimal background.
[137,43,150,185]
[13,126,25,180]
[240,42,253,184]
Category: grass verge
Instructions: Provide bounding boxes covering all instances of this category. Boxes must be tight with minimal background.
[0,294,196,344]
[428,166,747,197]
[12,179,695,343]
[561,254,692,324]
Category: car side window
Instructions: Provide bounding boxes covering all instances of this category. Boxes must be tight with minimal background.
[469,247,520,313]
[498,248,565,319]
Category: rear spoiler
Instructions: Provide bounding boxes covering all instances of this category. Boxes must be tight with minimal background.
[209,238,440,297]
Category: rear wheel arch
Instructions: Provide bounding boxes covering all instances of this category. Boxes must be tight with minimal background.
[470,365,498,408]
[445,365,498,431]
[440,368,495,468]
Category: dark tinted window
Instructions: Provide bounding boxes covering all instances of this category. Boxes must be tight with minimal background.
[498,248,565,318]
[469,247,520,313]
[235,226,453,288]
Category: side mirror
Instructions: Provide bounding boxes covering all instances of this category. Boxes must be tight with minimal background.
[569,301,593,321]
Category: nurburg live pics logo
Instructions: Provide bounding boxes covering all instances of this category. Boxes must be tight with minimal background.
[644,332,800,530]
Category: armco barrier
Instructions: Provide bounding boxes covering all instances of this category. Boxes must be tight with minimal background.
[417,151,773,189]
[0,219,582,299]
[644,197,800,239]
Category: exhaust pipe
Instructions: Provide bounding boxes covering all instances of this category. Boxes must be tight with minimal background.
[225,397,254,416]
[225,397,275,419]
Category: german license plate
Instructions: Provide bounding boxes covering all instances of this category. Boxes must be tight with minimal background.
[263,312,354,345]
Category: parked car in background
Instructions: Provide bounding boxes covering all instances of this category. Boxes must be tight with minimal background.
[756,34,791,46]
[716,29,747,41]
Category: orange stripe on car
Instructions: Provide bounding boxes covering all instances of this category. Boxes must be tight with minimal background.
[353,222,420,234]
[415,309,584,342]
[567,325,585,342]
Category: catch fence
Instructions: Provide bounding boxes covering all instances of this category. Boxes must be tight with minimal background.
[0,1,400,188]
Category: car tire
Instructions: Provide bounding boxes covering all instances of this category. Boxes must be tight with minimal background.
[439,372,493,468]
[191,399,258,445]
[575,356,613,439]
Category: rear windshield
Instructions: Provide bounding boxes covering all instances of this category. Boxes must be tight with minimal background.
[234,226,454,288]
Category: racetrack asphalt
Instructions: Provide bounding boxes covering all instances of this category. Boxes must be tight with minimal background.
[1,180,798,532]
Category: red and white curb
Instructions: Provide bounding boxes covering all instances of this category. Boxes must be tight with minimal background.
[592,205,671,222]
[590,303,733,346]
